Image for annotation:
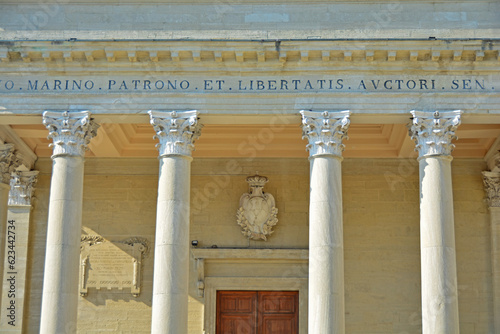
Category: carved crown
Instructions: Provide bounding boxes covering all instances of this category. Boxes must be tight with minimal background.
[246,174,268,187]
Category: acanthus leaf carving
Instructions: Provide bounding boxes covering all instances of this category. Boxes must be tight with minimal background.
[236,174,278,241]
[409,110,462,158]
[300,110,351,158]
[483,171,500,208]
[8,170,39,206]
[0,143,17,185]
[148,110,202,157]
[43,110,99,158]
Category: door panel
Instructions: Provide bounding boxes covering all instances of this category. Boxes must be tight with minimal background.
[260,315,296,334]
[220,315,255,334]
[219,293,256,313]
[217,291,298,334]
[259,292,297,313]
[217,291,257,334]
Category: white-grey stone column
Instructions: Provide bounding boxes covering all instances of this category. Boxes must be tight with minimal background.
[0,170,38,332]
[409,110,462,334]
[482,171,500,334]
[301,110,350,334]
[149,110,202,334]
[40,111,98,334]
[0,144,17,302]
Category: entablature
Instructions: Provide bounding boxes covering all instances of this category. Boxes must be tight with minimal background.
[1,40,499,67]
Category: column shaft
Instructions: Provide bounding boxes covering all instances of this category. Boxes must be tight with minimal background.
[491,207,500,333]
[148,110,201,334]
[409,110,461,334]
[39,110,98,333]
[301,109,349,334]
[419,156,459,333]
[308,156,344,333]
[40,156,84,333]
[0,183,9,303]
[151,156,191,334]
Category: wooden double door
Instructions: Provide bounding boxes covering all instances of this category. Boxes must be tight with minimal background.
[216,291,299,334]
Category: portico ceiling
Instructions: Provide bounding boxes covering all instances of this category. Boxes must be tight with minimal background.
[8,123,500,160]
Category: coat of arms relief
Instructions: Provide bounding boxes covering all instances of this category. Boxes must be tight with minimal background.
[236,174,278,241]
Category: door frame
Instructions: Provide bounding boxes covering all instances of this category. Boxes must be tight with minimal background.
[204,277,308,334]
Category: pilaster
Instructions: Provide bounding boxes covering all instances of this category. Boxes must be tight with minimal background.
[483,171,500,334]
[0,143,18,303]
[0,170,38,332]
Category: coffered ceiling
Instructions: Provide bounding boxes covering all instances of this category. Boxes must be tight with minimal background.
[8,123,500,159]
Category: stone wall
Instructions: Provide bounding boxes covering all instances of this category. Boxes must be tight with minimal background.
[22,157,492,333]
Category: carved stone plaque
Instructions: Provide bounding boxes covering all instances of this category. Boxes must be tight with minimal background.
[79,236,148,297]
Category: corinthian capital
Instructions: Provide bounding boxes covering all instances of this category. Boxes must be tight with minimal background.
[0,143,17,185]
[148,110,202,157]
[483,171,500,208]
[300,110,350,158]
[8,170,39,206]
[43,111,99,158]
[409,110,462,158]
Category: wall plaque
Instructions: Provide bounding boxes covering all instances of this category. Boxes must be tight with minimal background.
[79,236,149,297]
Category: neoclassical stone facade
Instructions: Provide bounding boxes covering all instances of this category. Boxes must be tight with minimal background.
[0,1,499,333]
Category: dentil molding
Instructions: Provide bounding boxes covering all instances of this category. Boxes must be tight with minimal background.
[409,110,462,158]
[43,110,100,158]
[148,110,203,157]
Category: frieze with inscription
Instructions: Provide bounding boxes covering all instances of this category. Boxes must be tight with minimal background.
[79,236,149,297]
[0,75,496,94]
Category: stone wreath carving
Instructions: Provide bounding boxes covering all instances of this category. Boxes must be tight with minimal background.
[237,174,278,241]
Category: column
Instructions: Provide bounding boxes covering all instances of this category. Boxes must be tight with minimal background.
[40,111,98,334]
[149,110,202,334]
[0,144,17,301]
[301,110,350,334]
[482,171,500,333]
[409,110,461,334]
[0,170,38,332]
